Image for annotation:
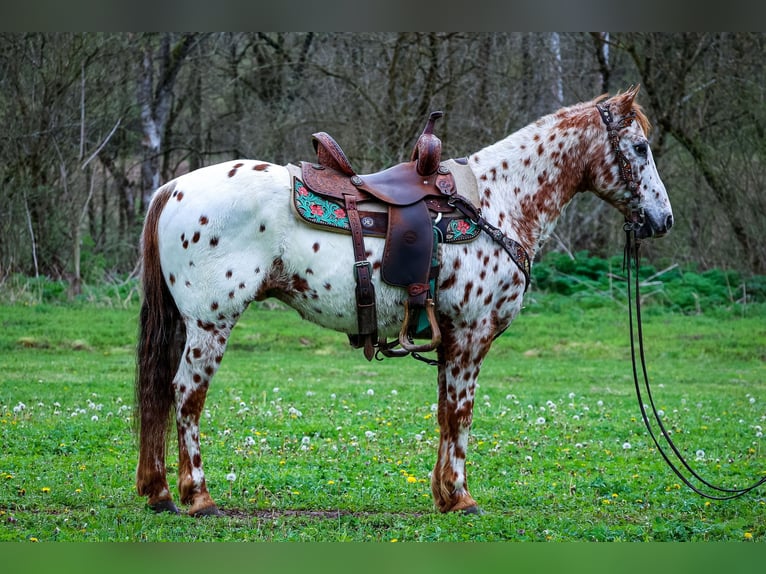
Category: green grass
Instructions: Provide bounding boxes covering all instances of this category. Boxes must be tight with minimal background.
[1,294,765,542]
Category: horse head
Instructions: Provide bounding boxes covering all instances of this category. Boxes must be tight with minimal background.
[592,86,674,239]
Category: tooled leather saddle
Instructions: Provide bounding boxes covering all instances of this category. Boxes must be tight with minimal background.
[291,112,530,362]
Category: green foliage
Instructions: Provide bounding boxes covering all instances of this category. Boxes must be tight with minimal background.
[0,274,139,307]
[532,251,766,312]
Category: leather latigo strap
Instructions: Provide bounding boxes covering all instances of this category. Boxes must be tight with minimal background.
[343,193,377,360]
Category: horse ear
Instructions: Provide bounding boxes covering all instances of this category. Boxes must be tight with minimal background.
[614,85,640,114]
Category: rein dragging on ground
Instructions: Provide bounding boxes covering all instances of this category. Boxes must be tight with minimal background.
[624,225,766,500]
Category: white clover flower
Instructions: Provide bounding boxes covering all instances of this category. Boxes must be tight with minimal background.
[288,406,302,417]
[749,397,756,404]
[525,455,533,462]
[364,431,375,439]
[535,417,546,425]
[272,387,280,393]
[391,390,398,396]
[226,472,236,482]
[91,415,99,422]
[597,400,604,408]
[414,433,423,442]
[573,415,580,421]
[366,389,375,396]
[657,409,665,417]
[244,436,256,446]
[695,449,705,460]
[13,402,26,413]
[306,391,315,397]
[622,442,631,450]
[568,392,576,400]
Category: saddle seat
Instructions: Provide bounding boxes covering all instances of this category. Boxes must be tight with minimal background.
[297,112,459,361]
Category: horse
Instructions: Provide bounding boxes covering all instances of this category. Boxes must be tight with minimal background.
[135,86,673,516]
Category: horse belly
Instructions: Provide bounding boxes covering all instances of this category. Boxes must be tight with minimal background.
[275,226,406,338]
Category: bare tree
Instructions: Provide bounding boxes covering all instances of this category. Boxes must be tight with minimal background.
[137,33,201,212]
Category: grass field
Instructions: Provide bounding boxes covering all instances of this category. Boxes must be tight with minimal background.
[1,292,765,542]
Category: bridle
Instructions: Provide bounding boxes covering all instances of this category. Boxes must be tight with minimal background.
[596,101,645,230]
[604,101,766,499]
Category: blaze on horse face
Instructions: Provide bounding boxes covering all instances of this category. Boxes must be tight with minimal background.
[592,86,674,240]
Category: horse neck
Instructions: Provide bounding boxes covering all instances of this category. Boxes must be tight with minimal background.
[468,104,601,256]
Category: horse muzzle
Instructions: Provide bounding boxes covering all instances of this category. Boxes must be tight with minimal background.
[634,212,674,239]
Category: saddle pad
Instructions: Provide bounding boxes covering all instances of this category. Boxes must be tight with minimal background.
[286,160,481,243]
[289,167,480,243]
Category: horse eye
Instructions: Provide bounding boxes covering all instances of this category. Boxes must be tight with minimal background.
[634,142,648,157]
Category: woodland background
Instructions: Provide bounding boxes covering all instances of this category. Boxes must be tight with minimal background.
[1,32,764,293]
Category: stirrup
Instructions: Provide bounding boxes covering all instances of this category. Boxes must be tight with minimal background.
[376,339,411,359]
[398,299,441,353]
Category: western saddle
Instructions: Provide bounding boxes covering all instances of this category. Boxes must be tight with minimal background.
[296,111,531,362]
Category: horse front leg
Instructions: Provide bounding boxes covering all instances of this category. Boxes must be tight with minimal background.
[431,322,492,514]
[173,324,230,516]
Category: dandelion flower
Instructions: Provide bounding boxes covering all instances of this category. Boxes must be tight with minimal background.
[41,487,51,494]
[406,476,417,483]
[744,532,753,541]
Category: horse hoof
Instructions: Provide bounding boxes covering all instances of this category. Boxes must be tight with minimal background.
[148,500,180,514]
[462,505,485,516]
[190,504,223,517]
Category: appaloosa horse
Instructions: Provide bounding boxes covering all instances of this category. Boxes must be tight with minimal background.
[135,86,673,516]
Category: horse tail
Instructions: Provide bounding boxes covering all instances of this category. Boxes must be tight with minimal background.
[134,182,185,472]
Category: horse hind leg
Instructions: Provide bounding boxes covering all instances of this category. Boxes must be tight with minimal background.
[173,320,231,516]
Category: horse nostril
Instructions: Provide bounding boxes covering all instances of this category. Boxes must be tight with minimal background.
[665,214,674,231]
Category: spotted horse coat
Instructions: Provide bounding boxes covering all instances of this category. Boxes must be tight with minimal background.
[135,86,673,516]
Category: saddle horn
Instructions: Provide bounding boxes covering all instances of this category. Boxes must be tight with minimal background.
[411,111,444,176]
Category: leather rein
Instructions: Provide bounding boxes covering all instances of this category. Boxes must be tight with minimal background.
[600,101,766,499]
